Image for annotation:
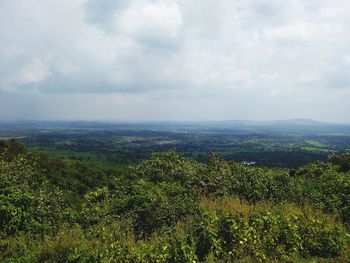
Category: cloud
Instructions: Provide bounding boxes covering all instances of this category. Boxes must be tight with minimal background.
[85,0,130,31]
[16,58,51,86]
[118,2,183,48]
[0,0,350,121]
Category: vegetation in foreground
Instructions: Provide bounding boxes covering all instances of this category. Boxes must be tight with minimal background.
[1,139,350,262]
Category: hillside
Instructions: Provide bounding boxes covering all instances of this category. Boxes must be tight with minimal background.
[1,139,350,262]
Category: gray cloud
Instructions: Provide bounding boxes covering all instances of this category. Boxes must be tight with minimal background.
[85,0,130,31]
[0,0,350,122]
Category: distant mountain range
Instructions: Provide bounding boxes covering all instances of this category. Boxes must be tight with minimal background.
[197,119,339,126]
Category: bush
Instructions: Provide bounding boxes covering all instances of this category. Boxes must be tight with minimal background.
[0,155,68,238]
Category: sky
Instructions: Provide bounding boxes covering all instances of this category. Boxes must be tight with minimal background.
[0,0,350,122]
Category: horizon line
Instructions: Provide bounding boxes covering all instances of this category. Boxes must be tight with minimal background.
[0,118,349,125]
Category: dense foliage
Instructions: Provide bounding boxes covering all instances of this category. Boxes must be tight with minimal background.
[0,140,350,262]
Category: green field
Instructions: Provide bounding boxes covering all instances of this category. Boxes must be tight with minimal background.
[29,146,129,169]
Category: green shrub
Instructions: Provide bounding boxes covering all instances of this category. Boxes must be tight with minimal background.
[0,155,68,238]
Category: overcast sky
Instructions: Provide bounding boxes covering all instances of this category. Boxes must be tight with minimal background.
[1,0,350,122]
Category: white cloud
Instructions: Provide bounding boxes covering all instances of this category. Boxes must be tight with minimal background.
[118,1,183,47]
[0,0,350,122]
[16,58,50,86]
